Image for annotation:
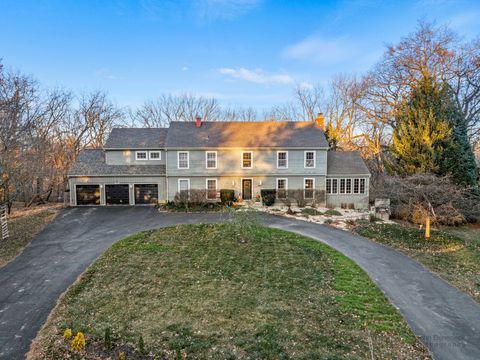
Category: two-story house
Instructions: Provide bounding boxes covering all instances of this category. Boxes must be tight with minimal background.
[68,118,371,208]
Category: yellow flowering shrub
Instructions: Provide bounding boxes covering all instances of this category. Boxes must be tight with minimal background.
[70,331,86,352]
[63,328,72,342]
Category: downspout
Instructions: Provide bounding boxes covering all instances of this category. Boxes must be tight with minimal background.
[165,149,169,202]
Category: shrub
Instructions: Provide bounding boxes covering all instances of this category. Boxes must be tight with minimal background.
[70,332,85,352]
[118,352,126,360]
[138,335,145,355]
[324,209,342,216]
[313,190,326,207]
[188,189,207,205]
[104,327,112,349]
[220,189,235,205]
[290,189,307,208]
[260,189,276,206]
[63,328,72,342]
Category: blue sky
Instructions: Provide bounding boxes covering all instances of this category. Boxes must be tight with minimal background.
[1,0,479,113]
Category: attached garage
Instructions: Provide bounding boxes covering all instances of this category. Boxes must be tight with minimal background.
[134,184,158,204]
[105,184,130,205]
[76,185,100,205]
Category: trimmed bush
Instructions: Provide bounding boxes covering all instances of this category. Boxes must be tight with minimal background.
[220,189,235,205]
[261,189,276,206]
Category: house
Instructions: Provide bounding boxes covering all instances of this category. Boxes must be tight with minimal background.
[68,118,371,208]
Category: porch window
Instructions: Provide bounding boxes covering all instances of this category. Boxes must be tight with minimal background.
[360,179,366,194]
[135,151,147,160]
[206,179,217,200]
[353,179,360,194]
[304,178,314,199]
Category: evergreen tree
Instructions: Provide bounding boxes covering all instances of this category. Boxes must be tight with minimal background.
[438,87,478,186]
[391,77,451,174]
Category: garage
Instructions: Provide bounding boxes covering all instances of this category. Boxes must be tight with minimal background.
[105,184,130,205]
[76,185,100,205]
[135,184,158,204]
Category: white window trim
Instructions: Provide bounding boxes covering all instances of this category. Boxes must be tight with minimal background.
[276,178,288,191]
[149,151,161,160]
[135,151,148,160]
[205,151,217,169]
[277,150,288,169]
[177,151,190,169]
[206,178,218,199]
[241,151,253,169]
[178,178,190,192]
[304,178,315,199]
[304,150,316,168]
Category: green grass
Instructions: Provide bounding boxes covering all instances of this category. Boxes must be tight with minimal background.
[354,222,480,303]
[33,223,429,359]
[0,209,58,267]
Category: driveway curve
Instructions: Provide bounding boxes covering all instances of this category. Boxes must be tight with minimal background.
[0,207,479,360]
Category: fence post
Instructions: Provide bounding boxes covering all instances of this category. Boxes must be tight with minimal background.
[1,205,8,240]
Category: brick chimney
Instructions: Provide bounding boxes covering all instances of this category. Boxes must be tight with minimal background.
[315,112,325,131]
[195,115,202,128]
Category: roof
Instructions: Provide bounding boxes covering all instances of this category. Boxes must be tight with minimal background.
[327,151,370,175]
[165,121,328,148]
[104,128,168,149]
[69,149,166,176]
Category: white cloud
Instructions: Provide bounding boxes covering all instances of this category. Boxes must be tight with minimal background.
[181,66,189,71]
[218,67,295,85]
[283,35,359,65]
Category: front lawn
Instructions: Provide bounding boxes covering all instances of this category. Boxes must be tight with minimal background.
[31,222,428,359]
[353,222,480,302]
[0,206,59,267]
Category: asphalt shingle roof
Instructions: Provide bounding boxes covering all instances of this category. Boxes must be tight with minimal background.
[327,151,370,175]
[105,128,168,149]
[69,149,166,176]
[165,121,328,148]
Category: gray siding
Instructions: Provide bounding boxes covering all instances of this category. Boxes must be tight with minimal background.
[105,150,165,166]
[69,176,166,205]
[166,149,327,177]
[167,175,326,201]
[325,176,370,209]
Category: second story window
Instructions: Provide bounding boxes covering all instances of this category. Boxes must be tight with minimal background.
[305,151,315,168]
[206,151,217,169]
[242,151,253,168]
[136,151,147,160]
[178,151,189,169]
[277,151,288,168]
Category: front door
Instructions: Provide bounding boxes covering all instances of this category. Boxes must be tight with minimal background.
[242,179,252,200]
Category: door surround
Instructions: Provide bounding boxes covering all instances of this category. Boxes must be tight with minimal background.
[241,178,253,200]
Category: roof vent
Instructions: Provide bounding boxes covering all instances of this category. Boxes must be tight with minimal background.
[195,115,202,128]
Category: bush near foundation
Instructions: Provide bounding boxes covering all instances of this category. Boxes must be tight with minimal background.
[260,189,276,206]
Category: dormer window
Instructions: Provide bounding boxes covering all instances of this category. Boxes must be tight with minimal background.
[242,151,253,168]
[136,151,147,160]
[149,151,161,160]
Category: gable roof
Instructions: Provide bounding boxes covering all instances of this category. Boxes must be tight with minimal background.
[104,128,168,149]
[69,149,165,176]
[327,151,370,175]
[165,121,328,149]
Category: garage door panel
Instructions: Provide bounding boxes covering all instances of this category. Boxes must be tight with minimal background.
[76,185,100,205]
[135,184,158,204]
[106,185,130,205]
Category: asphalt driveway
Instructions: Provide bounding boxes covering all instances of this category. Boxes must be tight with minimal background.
[0,207,479,360]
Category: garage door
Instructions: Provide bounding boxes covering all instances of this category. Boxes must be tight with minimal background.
[76,185,100,205]
[135,184,158,204]
[105,184,130,205]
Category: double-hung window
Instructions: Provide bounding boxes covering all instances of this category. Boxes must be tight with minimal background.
[206,151,217,169]
[276,178,288,199]
[305,151,315,168]
[277,151,288,168]
[242,151,253,168]
[178,179,190,195]
[178,151,189,169]
[206,179,217,200]
[136,151,147,160]
[304,178,314,199]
